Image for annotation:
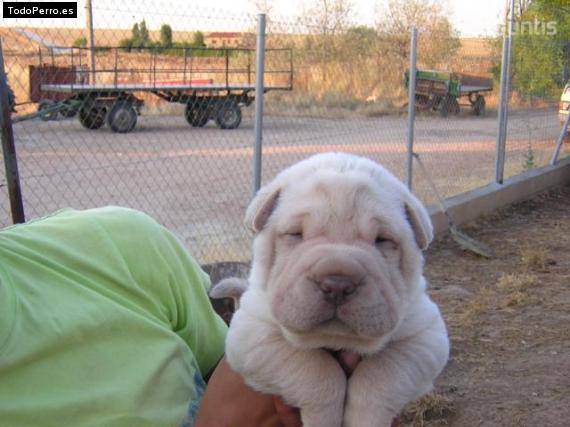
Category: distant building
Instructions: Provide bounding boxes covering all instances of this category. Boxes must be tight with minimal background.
[205,32,243,48]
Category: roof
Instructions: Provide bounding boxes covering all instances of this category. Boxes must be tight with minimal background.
[206,32,242,39]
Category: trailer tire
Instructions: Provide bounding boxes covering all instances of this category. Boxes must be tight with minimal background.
[38,100,58,121]
[185,102,209,127]
[78,104,106,130]
[215,102,242,129]
[473,95,486,116]
[60,102,78,118]
[107,101,137,133]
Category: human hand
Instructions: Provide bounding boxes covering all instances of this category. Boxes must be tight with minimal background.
[195,357,301,427]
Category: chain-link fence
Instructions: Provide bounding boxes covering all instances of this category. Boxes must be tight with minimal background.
[1,2,569,266]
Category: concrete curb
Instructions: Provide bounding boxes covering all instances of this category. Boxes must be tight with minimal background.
[428,157,570,235]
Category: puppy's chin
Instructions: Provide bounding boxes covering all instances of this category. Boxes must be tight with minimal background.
[280,321,393,355]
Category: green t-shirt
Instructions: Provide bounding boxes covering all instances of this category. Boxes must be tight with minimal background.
[0,207,227,427]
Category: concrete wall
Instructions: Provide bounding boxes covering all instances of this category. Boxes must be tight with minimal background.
[429,157,570,235]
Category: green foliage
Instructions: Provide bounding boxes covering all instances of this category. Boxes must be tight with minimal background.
[119,38,132,49]
[192,31,206,48]
[376,0,461,67]
[522,142,536,171]
[342,26,378,58]
[160,24,173,48]
[138,20,151,47]
[508,0,570,97]
[124,20,155,50]
[73,37,87,48]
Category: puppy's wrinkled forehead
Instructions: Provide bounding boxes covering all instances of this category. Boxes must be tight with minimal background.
[274,170,402,237]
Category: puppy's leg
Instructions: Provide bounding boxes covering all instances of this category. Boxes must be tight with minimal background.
[343,307,449,427]
[226,310,346,427]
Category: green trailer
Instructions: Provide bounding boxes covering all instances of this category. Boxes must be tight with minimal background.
[405,69,493,117]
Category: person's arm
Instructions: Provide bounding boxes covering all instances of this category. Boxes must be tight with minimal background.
[196,357,302,427]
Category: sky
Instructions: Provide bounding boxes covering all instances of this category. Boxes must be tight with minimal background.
[1,0,506,37]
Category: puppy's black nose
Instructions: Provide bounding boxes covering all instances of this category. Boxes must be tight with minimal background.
[317,275,358,305]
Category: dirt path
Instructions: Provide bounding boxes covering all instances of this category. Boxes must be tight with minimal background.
[406,185,570,426]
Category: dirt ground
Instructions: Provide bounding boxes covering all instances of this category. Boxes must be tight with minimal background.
[405,184,570,426]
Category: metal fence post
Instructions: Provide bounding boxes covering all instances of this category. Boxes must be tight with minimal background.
[85,0,97,84]
[0,39,25,224]
[406,27,418,191]
[551,106,570,165]
[253,13,266,195]
[495,0,515,184]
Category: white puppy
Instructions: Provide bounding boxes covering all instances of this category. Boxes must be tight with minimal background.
[221,153,449,427]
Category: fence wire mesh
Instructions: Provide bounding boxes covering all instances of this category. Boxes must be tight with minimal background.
[504,36,570,179]
[1,2,569,266]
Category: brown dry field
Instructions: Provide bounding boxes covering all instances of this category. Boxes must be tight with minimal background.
[404,185,570,426]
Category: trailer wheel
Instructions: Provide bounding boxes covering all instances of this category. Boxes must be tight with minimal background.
[185,102,209,127]
[79,104,106,130]
[38,100,58,121]
[215,102,242,129]
[60,101,78,118]
[107,101,137,133]
[473,95,486,116]
[440,95,460,118]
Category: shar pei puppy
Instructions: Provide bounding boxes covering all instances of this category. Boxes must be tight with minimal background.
[213,152,449,427]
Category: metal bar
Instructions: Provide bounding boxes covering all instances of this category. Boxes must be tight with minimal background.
[253,14,266,195]
[406,27,418,191]
[495,35,509,183]
[225,49,229,89]
[551,107,570,165]
[247,51,251,85]
[114,47,118,87]
[86,0,96,84]
[153,50,157,87]
[183,48,188,85]
[149,49,153,86]
[289,49,294,89]
[0,39,25,224]
[495,0,515,184]
[189,48,194,85]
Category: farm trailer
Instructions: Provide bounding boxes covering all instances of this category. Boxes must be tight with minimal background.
[32,46,293,132]
[405,69,493,117]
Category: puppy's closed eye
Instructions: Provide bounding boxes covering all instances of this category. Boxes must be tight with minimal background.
[374,235,398,252]
[281,230,303,243]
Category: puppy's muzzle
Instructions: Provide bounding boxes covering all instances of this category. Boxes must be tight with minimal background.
[309,253,366,306]
[316,275,360,306]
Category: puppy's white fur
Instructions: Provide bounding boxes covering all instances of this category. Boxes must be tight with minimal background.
[224,153,449,427]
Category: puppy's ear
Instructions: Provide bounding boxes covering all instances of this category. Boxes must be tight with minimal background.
[404,194,433,251]
[244,185,281,233]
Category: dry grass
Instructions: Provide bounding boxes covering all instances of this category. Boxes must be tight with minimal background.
[458,286,494,328]
[402,392,454,427]
[520,246,551,272]
[457,271,540,328]
[497,273,538,308]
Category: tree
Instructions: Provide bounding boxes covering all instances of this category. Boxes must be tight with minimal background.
[341,26,378,58]
[304,0,354,35]
[503,0,570,96]
[192,31,206,48]
[73,37,87,48]
[138,20,151,47]
[131,23,141,47]
[375,0,460,67]
[160,24,173,48]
